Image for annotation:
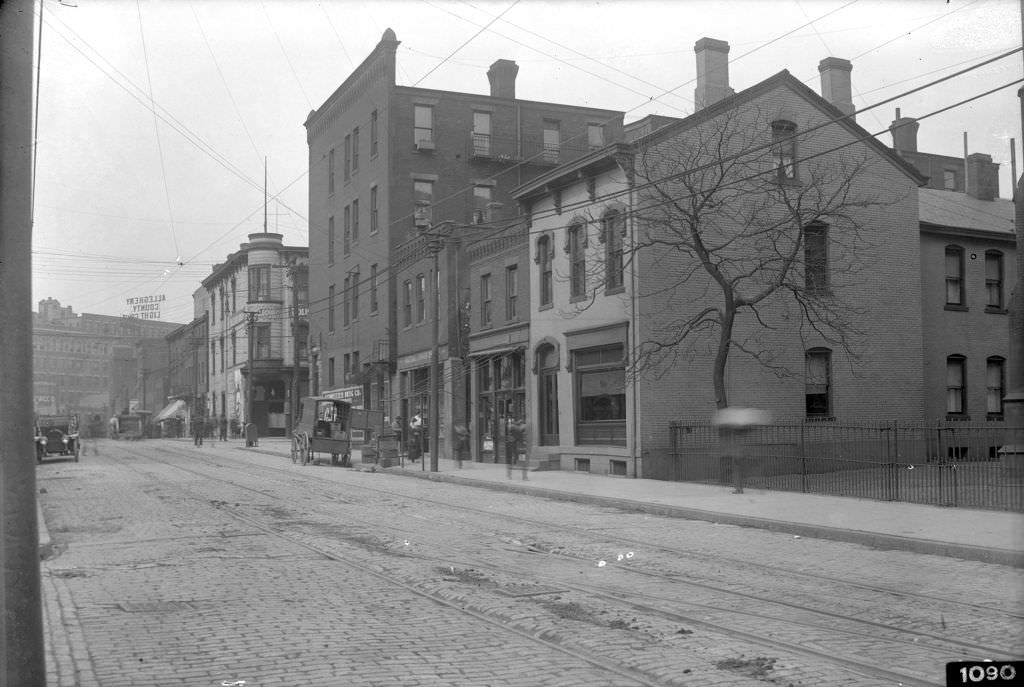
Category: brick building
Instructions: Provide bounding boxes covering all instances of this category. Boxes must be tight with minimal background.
[514,40,927,477]
[192,232,309,437]
[163,314,208,436]
[32,298,182,419]
[890,115,1017,423]
[304,29,624,457]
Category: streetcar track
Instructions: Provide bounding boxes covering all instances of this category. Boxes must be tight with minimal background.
[100,446,672,687]
[154,443,1024,622]
[130,444,1021,685]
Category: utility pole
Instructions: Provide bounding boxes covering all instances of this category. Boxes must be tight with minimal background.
[426,222,453,473]
[290,263,303,429]
[244,311,258,438]
[1,1,46,684]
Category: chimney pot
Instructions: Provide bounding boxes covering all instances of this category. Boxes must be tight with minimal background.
[890,116,919,154]
[487,59,519,99]
[967,152,999,201]
[693,38,734,111]
[818,57,854,120]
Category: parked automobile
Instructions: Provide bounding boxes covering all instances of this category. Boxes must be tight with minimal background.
[35,414,80,463]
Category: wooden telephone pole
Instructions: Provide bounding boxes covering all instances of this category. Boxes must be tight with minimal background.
[0,1,46,683]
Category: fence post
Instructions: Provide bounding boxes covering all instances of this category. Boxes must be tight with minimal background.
[800,421,807,493]
[893,421,900,502]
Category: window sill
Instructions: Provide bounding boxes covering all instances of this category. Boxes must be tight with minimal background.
[569,294,588,304]
[944,304,968,312]
[986,414,1005,422]
[984,306,1007,315]
[604,285,626,296]
[804,415,835,422]
[776,177,802,187]
[538,303,553,312]
[945,414,971,421]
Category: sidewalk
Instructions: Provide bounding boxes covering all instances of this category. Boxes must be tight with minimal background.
[245,437,1024,568]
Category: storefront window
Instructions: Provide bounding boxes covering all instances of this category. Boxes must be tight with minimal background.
[573,344,626,446]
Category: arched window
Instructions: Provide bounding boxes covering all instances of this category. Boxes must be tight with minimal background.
[568,222,586,298]
[945,246,965,306]
[536,342,560,445]
[603,209,625,291]
[946,354,966,415]
[986,356,1005,416]
[804,222,829,293]
[772,120,797,181]
[537,235,553,307]
[805,347,831,418]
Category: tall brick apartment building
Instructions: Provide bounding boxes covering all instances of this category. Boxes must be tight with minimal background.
[514,39,928,478]
[304,29,624,456]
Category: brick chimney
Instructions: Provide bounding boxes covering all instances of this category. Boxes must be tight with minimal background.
[890,115,919,154]
[693,38,733,110]
[818,57,854,120]
[487,59,519,99]
[966,153,999,200]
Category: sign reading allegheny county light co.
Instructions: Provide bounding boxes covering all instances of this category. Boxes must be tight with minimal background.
[122,294,166,320]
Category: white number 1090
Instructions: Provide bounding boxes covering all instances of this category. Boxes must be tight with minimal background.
[959,665,1016,682]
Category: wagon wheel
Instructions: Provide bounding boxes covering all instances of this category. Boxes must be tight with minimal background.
[299,434,311,466]
[290,434,302,464]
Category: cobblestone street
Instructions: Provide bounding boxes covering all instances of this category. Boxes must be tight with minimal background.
[36,440,1023,686]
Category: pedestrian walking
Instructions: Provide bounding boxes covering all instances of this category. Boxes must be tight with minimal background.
[453,422,470,469]
[219,413,228,442]
[408,413,423,463]
[192,415,204,447]
[506,416,527,480]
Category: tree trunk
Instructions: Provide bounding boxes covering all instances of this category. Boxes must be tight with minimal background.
[713,306,735,410]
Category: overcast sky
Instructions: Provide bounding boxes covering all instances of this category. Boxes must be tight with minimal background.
[30,0,1022,323]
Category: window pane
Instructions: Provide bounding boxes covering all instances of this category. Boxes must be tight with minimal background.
[987,358,1004,414]
[946,358,964,413]
[945,250,961,276]
[473,111,491,135]
[414,105,433,143]
[805,350,830,416]
[414,181,433,204]
[804,224,828,292]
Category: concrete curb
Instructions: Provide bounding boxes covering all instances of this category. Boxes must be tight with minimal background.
[393,469,1024,569]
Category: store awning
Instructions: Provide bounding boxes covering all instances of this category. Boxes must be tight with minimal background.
[153,399,186,423]
[469,344,525,358]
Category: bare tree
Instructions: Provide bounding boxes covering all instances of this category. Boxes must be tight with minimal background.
[628,101,897,410]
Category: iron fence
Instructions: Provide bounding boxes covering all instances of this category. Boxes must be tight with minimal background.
[658,420,1024,511]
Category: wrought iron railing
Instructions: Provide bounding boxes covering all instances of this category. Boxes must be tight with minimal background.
[656,420,1024,511]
